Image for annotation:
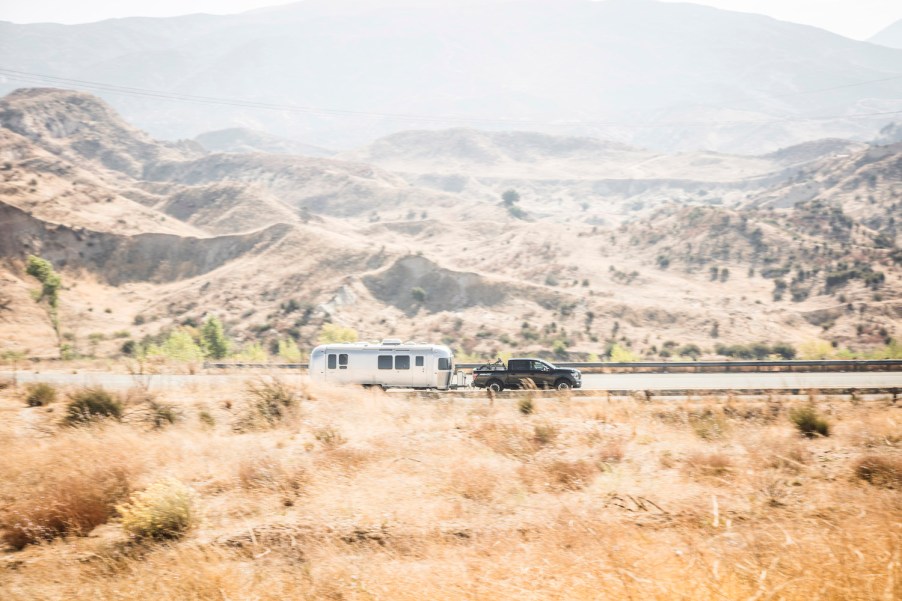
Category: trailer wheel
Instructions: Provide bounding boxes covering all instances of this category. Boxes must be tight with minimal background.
[487,379,504,392]
[554,379,572,391]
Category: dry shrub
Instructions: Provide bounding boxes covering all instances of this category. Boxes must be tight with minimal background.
[596,439,625,466]
[237,377,300,430]
[471,421,538,458]
[118,478,196,540]
[2,463,131,549]
[531,423,558,447]
[854,455,902,489]
[64,387,123,425]
[314,446,371,473]
[313,425,347,449]
[24,382,57,407]
[763,440,812,473]
[237,454,307,500]
[847,416,901,448]
[689,410,730,440]
[448,463,499,501]
[684,451,734,479]
[521,459,597,492]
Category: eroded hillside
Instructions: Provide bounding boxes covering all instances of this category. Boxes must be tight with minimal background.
[1,88,900,360]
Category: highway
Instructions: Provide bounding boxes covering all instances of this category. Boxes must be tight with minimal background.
[579,372,902,390]
[3,370,901,392]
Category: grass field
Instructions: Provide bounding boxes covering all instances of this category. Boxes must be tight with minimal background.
[0,375,899,600]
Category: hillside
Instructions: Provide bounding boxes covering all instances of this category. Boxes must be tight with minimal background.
[1,88,900,360]
[871,18,902,48]
[2,1,902,152]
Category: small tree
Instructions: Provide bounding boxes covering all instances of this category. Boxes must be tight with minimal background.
[278,338,302,362]
[502,189,520,206]
[317,324,359,344]
[200,316,229,359]
[25,255,63,357]
[411,287,427,303]
[147,329,205,364]
[610,343,639,363]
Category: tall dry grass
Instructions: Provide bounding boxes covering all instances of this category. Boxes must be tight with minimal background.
[0,380,899,600]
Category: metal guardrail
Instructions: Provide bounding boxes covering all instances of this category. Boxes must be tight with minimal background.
[205,360,902,373]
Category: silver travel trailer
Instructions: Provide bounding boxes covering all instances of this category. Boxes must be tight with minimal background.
[309,339,455,389]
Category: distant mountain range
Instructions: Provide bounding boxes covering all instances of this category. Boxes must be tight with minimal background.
[871,18,902,49]
[1,0,902,153]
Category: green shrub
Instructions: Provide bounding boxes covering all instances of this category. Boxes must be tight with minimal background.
[789,405,830,438]
[144,399,180,430]
[118,478,196,540]
[25,382,57,406]
[198,410,216,429]
[64,387,123,425]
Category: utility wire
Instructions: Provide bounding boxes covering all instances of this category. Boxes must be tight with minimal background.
[1,66,901,129]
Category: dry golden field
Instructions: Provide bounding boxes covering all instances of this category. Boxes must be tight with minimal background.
[0,376,900,600]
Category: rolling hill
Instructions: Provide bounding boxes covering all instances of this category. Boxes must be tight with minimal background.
[0,88,900,360]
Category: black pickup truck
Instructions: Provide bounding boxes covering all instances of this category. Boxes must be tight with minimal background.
[472,358,582,391]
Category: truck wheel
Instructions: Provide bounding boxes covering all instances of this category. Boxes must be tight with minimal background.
[554,379,572,391]
[487,380,504,392]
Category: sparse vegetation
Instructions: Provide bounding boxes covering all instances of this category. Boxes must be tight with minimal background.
[317,323,359,344]
[0,382,899,599]
[789,404,830,438]
[118,478,196,540]
[854,455,902,489]
[64,387,123,425]
[25,255,63,357]
[24,382,56,406]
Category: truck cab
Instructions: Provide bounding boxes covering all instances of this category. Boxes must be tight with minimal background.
[472,358,581,391]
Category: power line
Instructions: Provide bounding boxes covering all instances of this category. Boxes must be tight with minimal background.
[1,66,901,130]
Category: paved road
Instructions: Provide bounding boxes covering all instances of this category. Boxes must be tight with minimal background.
[580,372,902,390]
[3,371,901,391]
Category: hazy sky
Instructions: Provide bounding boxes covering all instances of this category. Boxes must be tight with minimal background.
[0,0,899,41]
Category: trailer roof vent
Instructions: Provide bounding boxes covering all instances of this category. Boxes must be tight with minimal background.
[381,338,403,345]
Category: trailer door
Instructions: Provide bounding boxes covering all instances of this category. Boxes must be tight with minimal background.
[394,354,413,387]
[324,352,338,382]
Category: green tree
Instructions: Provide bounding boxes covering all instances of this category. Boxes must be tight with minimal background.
[317,324,359,344]
[502,189,520,206]
[147,329,205,363]
[200,316,229,359]
[798,339,834,360]
[278,338,302,362]
[411,287,427,303]
[610,343,639,363]
[25,255,63,356]
[235,342,268,362]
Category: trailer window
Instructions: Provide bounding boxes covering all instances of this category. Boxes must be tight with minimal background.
[339,354,348,369]
[415,356,424,367]
[395,355,410,370]
[438,357,451,371]
[328,354,337,369]
[378,355,392,370]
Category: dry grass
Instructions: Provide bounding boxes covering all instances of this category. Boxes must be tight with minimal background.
[0,380,900,600]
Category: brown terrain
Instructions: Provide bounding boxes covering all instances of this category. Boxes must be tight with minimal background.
[1,87,900,359]
[0,380,899,599]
